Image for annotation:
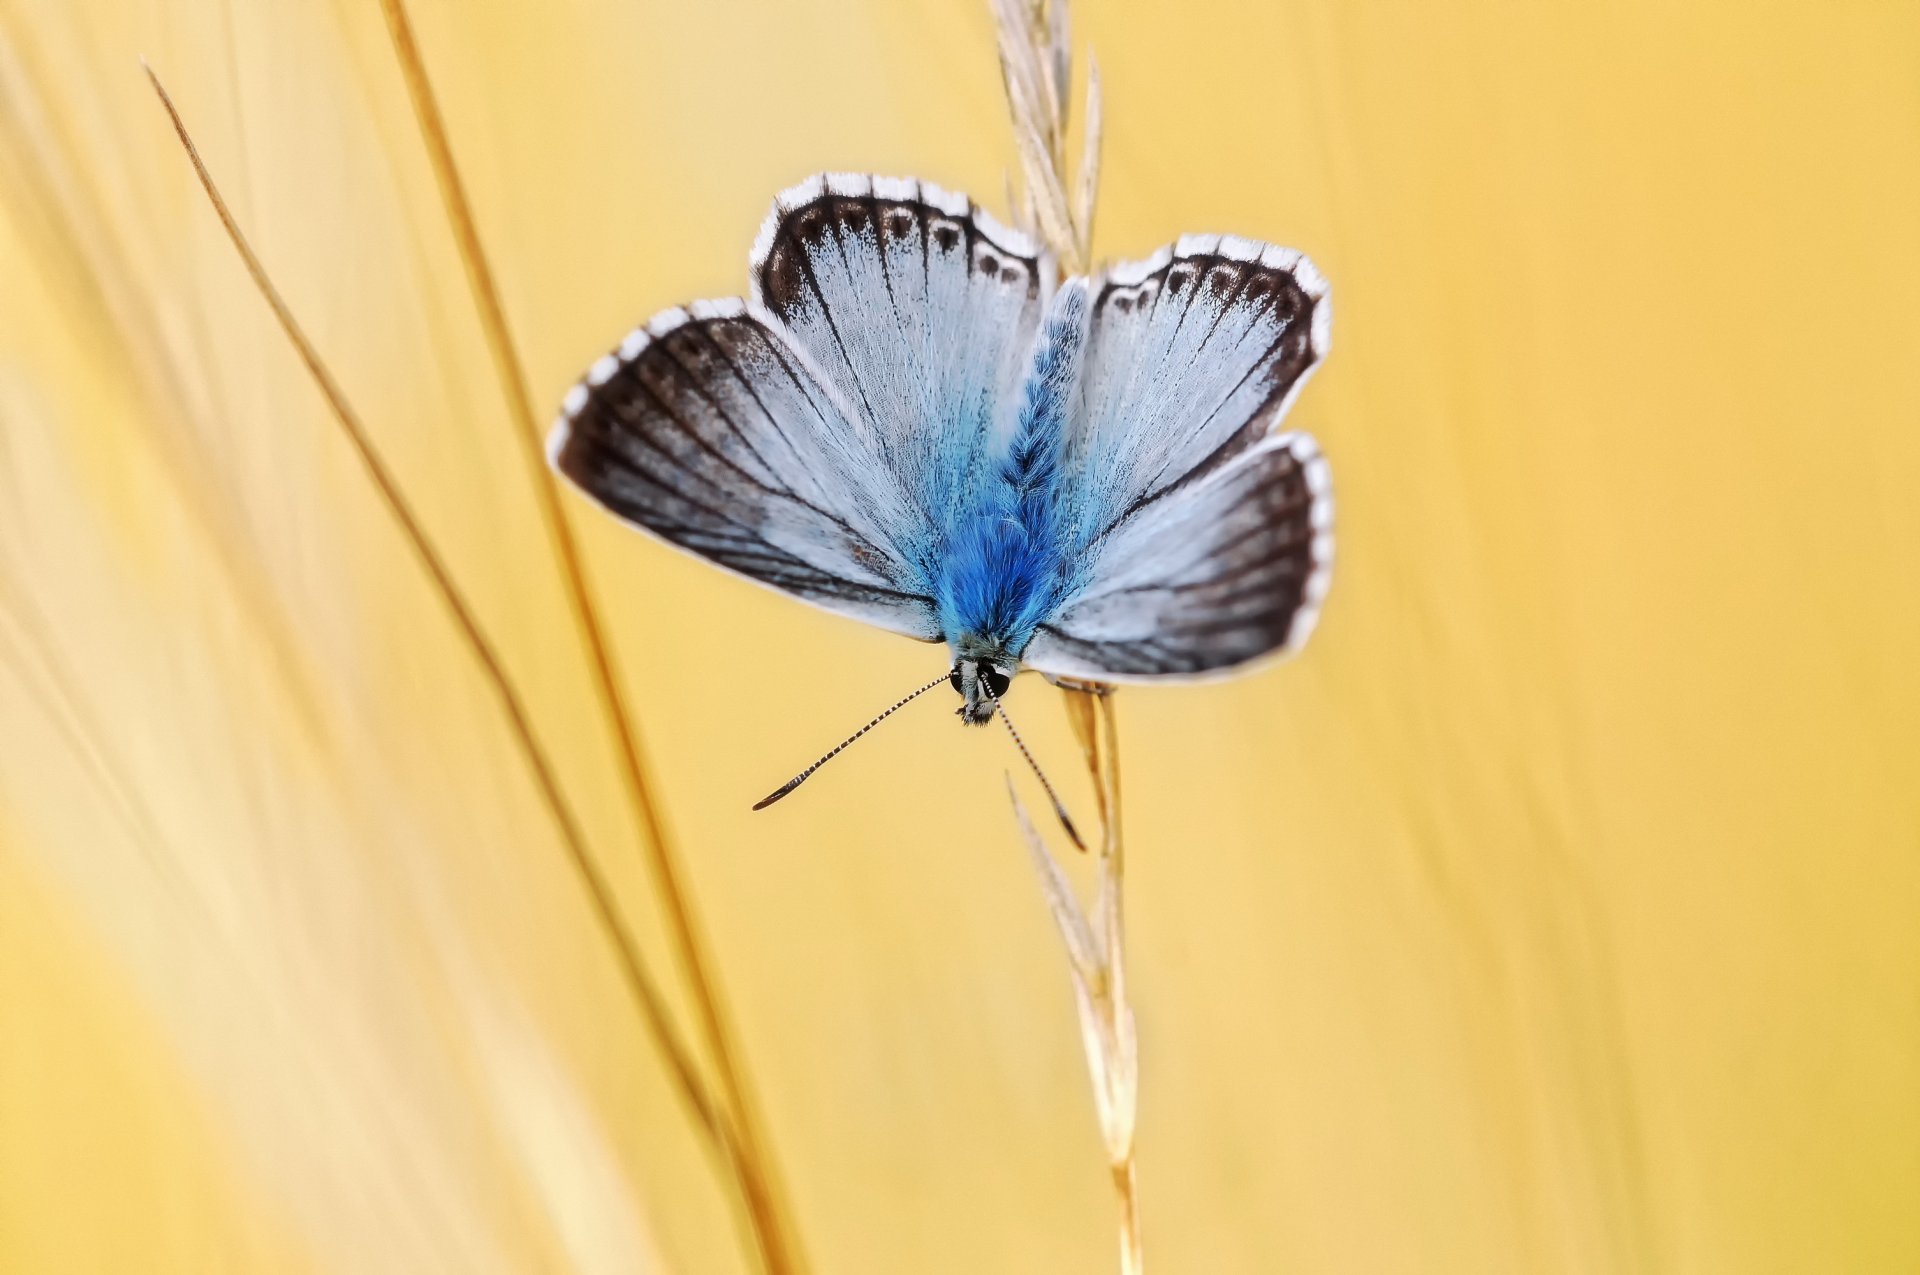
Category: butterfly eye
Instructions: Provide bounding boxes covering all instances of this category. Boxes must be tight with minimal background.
[947,665,1012,699]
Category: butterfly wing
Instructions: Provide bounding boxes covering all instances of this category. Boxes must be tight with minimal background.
[1025,432,1331,681]
[751,173,1052,524]
[550,174,1051,641]
[1025,236,1333,681]
[550,299,942,637]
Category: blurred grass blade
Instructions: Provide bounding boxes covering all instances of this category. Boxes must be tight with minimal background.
[371,5,806,1269]
[1009,777,1102,986]
[1073,56,1101,270]
[141,62,731,1161]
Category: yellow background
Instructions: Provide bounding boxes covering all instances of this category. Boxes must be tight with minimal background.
[1,0,1916,1271]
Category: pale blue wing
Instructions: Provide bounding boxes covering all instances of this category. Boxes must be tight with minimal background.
[1060,235,1330,548]
[1025,432,1332,681]
[1028,236,1333,680]
[549,175,1051,642]
[548,298,941,639]
[750,174,1053,533]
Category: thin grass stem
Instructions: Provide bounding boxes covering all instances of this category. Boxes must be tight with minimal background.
[989,2,1140,1268]
[0,23,335,751]
[143,62,734,1168]
[369,7,807,1270]
[1062,688,1140,1272]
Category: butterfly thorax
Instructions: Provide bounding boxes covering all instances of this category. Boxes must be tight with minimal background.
[935,498,1062,665]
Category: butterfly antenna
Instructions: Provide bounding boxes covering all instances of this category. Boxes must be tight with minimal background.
[753,672,950,810]
[982,679,1088,852]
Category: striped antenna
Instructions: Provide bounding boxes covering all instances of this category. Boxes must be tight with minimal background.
[753,672,951,810]
[983,678,1087,852]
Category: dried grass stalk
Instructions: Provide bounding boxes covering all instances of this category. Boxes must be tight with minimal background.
[990,3,1139,1268]
[990,0,1101,272]
[143,61,732,1173]
[373,5,805,1270]
[1012,688,1140,1274]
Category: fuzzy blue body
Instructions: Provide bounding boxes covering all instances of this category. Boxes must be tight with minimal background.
[930,284,1089,667]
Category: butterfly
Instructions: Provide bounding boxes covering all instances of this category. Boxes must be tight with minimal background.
[549,174,1331,828]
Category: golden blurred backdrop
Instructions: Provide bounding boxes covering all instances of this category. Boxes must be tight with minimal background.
[1,0,1916,1272]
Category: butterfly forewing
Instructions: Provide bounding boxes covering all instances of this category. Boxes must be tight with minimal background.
[751,174,1053,521]
[1068,235,1329,541]
[549,299,941,639]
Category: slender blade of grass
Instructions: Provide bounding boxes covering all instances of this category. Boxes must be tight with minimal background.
[142,61,732,1170]
[369,6,808,1270]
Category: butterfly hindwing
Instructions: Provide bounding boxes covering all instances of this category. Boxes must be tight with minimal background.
[549,298,941,639]
[1026,432,1332,681]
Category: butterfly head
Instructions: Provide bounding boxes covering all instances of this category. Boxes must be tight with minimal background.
[948,658,1014,725]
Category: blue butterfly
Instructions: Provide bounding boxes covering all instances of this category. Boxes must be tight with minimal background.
[550,174,1331,821]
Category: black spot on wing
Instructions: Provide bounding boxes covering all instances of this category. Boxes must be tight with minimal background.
[756,185,1042,324]
[833,200,871,236]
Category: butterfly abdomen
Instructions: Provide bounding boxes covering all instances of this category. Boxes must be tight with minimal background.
[935,283,1088,657]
